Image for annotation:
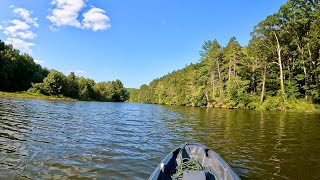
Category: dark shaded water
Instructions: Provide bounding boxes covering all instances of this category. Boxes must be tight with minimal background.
[0,98,320,179]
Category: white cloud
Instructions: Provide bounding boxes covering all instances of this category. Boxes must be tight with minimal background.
[49,26,59,32]
[34,59,45,65]
[14,31,37,39]
[82,7,110,31]
[3,20,36,39]
[4,19,30,36]
[47,0,85,29]
[13,8,39,27]
[1,7,39,54]
[5,37,34,54]
[47,1,111,32]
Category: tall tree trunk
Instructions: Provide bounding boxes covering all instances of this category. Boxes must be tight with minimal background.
[217,61,221,82]
[288,57,292,80]
[253,73,256,93]
[211,70,215,94]
[234,57,237,78]
[216,61,221,95]
[228,61,232,83]
[274,32,285,99]
[308,44,316,85]
[303,63,308,99]
[252,64,257,93]
[297,44,308,99]
[205,92,209,104]
[261,65,266,103]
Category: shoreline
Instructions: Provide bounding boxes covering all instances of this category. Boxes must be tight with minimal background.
[131,101,320,113]
[1,91,319,112]
[0,92,76,102]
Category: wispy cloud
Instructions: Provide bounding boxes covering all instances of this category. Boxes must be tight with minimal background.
[1,7,39,53]
[13,8,39,27]
[13,31,37,39]
[47,0,111,32]
[4,19,30,37]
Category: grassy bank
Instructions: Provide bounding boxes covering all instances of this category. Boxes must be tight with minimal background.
[208,96,320,112]
[0,91,76,101]
[131,95,320,112]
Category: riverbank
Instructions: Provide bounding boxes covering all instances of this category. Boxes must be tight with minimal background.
[1,91,319,112]
[131,96,320,113]
[0,92,76,101]
[203,96,319,112]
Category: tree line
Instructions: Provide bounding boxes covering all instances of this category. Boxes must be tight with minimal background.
[130,0,320,110]
[0,41,49,92]
[0,40,128,102]
[28,71,129,101]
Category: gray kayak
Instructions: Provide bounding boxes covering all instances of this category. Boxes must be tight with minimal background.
[149,143,240,180]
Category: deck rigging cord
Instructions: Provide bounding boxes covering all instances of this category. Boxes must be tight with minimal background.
[171,143,218,179]
[171,157,203,179]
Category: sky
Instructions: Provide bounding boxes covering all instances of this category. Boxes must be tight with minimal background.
[0,0,286,88]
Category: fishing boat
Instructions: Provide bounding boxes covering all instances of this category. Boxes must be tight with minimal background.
[149,143,240,180]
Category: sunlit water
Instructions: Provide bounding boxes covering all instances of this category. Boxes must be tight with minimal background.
[0,98,320,179]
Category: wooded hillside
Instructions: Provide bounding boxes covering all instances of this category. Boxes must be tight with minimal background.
[130,1,320,111]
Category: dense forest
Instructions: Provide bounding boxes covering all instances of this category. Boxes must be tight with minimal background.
[0,40,128,102]
[0,41,49,92]
[130,0,320,111]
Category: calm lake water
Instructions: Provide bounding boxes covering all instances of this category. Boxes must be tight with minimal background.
[0,98,320,179]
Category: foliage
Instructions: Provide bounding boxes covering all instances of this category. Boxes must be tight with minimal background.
[93,80,128,101]
[30,73,129,102]
[111,80,129,102]
[2,0,320,109]
[130,0,320,111]
[41,71,67,95]
[77,77,95,100]
[65,72,79,99]
[0,40,49,92]
[0,39,129,102]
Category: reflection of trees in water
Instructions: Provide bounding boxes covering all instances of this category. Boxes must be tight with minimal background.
[158,106,320,179]
[158,105,196,144]
[1,99,319,179]
[269,112,286,178]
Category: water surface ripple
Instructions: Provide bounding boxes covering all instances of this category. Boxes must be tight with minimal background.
[0,98,319,179]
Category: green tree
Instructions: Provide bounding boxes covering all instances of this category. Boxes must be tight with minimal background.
[94,81,114,101]
[0,40,48,92]
[77,77,95,100]
[111,79,129,102]
[65,72,79,98]
[41,71,67,95]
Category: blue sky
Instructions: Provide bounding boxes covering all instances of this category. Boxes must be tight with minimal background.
[0,0,286,88]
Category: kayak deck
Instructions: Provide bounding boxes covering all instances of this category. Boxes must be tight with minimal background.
[149,143,240,180]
